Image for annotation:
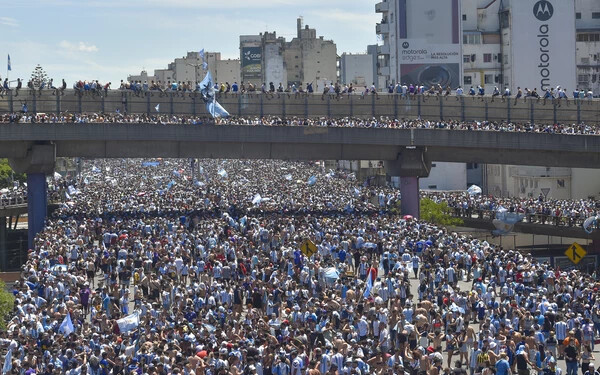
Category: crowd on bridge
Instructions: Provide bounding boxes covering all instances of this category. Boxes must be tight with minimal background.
[1,113,600,136]
[2,157,600,375]
[1,77,598,102]
[423,192,600,229]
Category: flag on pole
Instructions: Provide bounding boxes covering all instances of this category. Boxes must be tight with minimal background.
[2,349,12,374]
[7,55,11,71]
[155,104,160,112]
[363,274,373,299]
[198,49,205,60]
[59,313,75,337]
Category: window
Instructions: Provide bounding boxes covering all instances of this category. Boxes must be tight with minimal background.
[428,185,438,189]
[463,55,471,63]
[463,34,481,44]
[484,53,492,63]
[504,54,509,64]
[582,57,590,65]
[593,12,600,19]
[485,74,494,84]
[462,14,467,21]
[557,179,565,188]
[578,34,589,42]
[431,163,437,168]
[467,163,478,169]
[576,12,581,19]
[464,76,472,85]
[579,74,589,83]
[497,53,502,62]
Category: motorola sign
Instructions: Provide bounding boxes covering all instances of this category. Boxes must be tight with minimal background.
[533,0,554,21]
[510,0,575,91]
[402,42,410,49]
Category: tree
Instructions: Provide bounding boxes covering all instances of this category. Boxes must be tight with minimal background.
[0,280,14,329]
[0,159,26,189]
[420,198,464,226]
[30,64,48,89]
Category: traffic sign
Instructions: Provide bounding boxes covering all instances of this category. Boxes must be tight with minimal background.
[564,242,587,265]
[300,239,318,258]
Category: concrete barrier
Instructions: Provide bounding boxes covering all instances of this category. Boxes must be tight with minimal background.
[1,90,599,124]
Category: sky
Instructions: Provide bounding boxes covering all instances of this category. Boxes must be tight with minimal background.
[0,0,380,86]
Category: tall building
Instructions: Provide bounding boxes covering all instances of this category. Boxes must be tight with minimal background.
[375,0,463,89]
[339,53,375,88]
[284,18,338,91]
[240,35,263,86]
[240,18,337,91]
[376,0,599,94]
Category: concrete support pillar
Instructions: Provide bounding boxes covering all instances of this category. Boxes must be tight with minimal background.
[27,173,47,250]
[0,216,6,272]
[385,147,431,220]
[8,143,56,250]
[400,177,420,219]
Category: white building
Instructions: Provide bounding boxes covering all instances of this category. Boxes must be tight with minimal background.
[376,0,599,94]
[340,53,375,88]
[127,70,157,84]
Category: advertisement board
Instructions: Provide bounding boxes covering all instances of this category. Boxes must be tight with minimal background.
[397,0,462,88]
[241,46,262,78]
[510,0,576,91]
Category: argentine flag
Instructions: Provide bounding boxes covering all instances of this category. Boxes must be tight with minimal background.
[7,55,10,71]
[363,274,373,299]
[2,349,11,374]
[117,311,140,334]
[59,313,75,337]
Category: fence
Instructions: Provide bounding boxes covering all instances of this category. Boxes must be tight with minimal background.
[1,89,599,124]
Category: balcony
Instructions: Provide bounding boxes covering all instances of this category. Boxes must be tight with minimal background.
[376,23,390,34]
[378,44,390,55]
[375,1,390,13]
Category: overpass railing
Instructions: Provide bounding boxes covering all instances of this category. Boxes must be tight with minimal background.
[449,207,594,228]
[0,89,598,124]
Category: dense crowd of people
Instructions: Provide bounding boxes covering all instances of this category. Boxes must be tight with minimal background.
[1,114,600,135]
[2,158,600,375]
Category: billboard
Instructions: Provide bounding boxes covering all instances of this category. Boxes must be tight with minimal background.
[398,0,462,88]
[510,0,576,91]
[241,46,262,79]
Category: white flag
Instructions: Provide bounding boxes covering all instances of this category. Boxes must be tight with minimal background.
[155,104,160,112]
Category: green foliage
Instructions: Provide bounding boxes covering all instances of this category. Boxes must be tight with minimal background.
[420,198,464,226]
[0,280,14,329]
[0,159,26,189]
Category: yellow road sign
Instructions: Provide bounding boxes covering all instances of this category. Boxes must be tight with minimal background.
[300,239,318,258]
[564,242,587,265]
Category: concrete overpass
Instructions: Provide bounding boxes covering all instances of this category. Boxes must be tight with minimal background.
[1,89,600,124]
[1,124,600,167]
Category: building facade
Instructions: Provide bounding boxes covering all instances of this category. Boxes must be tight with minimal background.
[339,53,374,88]
[130,52,240,87]
[376,0,599,94]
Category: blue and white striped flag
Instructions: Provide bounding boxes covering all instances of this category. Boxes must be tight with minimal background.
[7,55,11,71]
[2,349,11,374]
[198,49,205,60]
[363,274,373,299]
[117,311,140,334]
[206,99,229,118]
[59,313,75,337]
